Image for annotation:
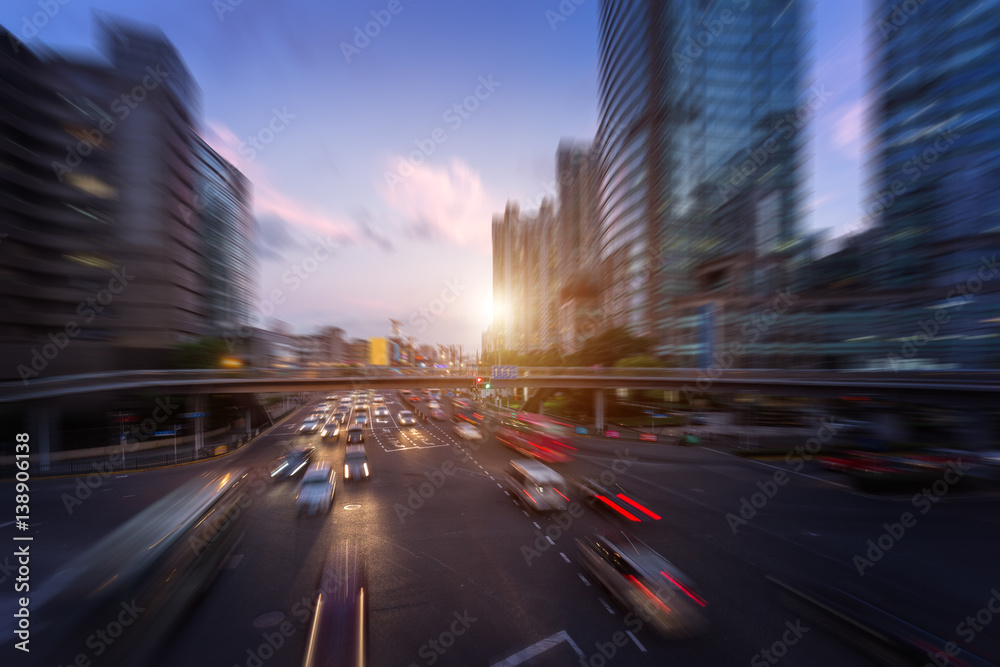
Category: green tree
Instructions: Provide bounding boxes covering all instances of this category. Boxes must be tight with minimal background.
[169,337,232,369]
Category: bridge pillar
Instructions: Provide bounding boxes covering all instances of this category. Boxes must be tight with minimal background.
[28,403,58,469]
[246,408,252,435]
[594,390,605,432]
[194,395,205,455]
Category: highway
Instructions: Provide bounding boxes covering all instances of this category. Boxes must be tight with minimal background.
[6,390,1000,666]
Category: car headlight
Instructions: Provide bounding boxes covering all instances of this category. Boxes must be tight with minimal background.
[345,464,350,479]
[363,462,369,477]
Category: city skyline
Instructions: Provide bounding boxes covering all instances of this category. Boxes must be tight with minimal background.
[1,0,867,350]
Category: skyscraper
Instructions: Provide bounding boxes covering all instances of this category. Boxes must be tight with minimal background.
[596,0,807,365]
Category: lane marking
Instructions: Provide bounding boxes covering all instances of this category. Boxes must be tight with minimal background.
[578,573,591,586]
[626,630,646,652]
[490,630,585,666]
[599,597,615,614]
[560,552,570,563]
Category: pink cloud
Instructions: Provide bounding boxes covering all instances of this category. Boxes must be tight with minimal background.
[378,157,494,254]
[833,98,867,160]
[201,120,359,242]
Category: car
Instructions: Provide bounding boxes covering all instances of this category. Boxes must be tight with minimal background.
[346,425,365,444]
[398,411,417,426]
[454,422,483,441]
[344,444,370,481]
[271,445,315,479]
[570,476,661,522]
[575,531,708,638]
[407,394,421,403]
[301,544,368,667]
[373,395,385,404]
[431,409,447,420]
[325,394,338,401]
[354,403,369,413]
[353,414,369,428]
[299,416,324,434]
[502,460,570,512]
[316,402,332,414]
[332,410,349,425]
[688,413,709,425]
[374,406,389,417]
[426,401,441,411]
[296,463,336,515]
[322,419,340,439]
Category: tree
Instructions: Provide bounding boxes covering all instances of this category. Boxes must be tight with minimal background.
[169,337,231,369]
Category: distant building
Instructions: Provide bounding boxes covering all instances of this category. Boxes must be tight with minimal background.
[369,337,389,366]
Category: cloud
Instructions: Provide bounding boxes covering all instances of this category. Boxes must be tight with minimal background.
[379,157,493,253]
[353,208,394,253]
[833,98,867,161]
[201,120,360,243]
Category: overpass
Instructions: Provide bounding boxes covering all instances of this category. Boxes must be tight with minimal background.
[4,367,998,461]
[4,367,1000,403]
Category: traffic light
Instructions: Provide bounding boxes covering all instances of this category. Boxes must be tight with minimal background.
[484,379,491,389]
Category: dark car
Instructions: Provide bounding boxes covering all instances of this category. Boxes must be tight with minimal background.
[299,415,324,434]
[271,445,316,479]
[576,531,708,638]
[302,542,368,667]
[332,410,349,426]
[571,476,660,522]
[346,425,365,444]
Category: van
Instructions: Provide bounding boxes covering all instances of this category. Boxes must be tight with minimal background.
[503,459,569,512]
[346,425,364,444]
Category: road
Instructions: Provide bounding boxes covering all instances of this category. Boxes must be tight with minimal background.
[4,389,1000,666]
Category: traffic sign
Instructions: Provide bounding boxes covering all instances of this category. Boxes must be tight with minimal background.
[491,365,518,379]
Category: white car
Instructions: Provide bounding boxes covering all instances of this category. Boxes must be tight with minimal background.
[454,422,483,441]
[426,401,441,411]
[296,463,336,516]
[397,411,417,426]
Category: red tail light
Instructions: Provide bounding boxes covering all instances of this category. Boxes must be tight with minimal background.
[660,570,707,607]
[594,495,640,521]
[616,493,661,520]
[627,575,671,614]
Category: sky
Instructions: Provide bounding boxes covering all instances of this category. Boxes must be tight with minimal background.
[2,0,867,352]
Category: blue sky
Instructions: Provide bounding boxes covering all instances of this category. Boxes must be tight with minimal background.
[2,0,866,351]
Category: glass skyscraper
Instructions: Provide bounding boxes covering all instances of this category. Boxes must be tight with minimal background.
[596,0,807,364]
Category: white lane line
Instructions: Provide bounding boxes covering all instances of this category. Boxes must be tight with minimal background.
[489,630,585,666]
[533,522,541,529]
[522,510,529,517]
[578,573,591,586]
[545,536,554,545]
[560,552,570,563]
[599,597,615,614]
[626,630,646,652]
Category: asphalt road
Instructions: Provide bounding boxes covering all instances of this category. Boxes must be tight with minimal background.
[4,389,1000,666]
